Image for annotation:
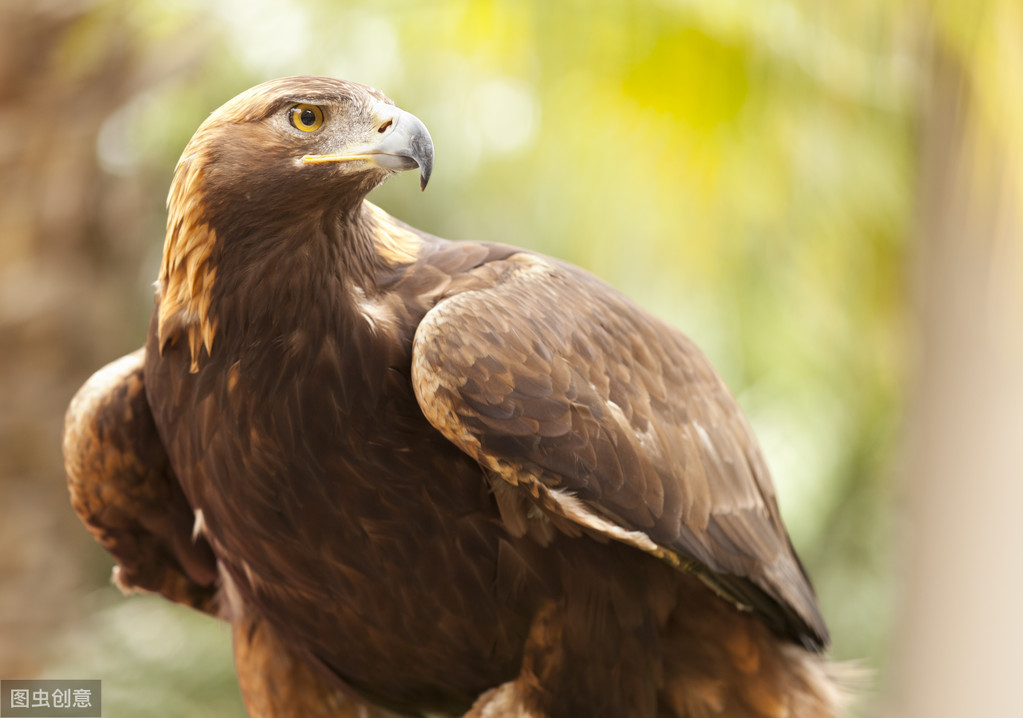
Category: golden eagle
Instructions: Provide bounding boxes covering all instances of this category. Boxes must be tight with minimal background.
[64,77,842,717]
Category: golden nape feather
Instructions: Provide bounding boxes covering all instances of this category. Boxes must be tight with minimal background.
[158,126,219,372]
[64,76,847,717]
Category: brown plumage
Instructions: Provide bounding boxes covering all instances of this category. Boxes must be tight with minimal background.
[64,76,844,717]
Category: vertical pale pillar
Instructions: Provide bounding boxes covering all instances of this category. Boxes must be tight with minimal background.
[890,37,1023,718]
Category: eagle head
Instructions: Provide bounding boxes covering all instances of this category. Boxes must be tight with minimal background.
[157,76,433,371]
[176,77,432,218]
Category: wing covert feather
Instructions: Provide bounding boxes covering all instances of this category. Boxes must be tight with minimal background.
[63,349,218,612]
[412,252,828,649]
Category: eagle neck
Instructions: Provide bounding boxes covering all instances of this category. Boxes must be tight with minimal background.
[205,210,350,355]
[199,200,417,392]
[328,201,419,293]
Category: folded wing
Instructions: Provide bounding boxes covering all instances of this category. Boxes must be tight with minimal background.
[63,349,218,612]
[411,253,828,650]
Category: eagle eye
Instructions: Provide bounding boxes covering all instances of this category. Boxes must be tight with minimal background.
[290,104,325,132]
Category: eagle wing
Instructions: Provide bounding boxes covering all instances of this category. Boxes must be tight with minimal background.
[411,252,828,650]
[63,349,219,613]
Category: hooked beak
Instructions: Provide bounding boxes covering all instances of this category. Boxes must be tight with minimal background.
[302,105,434,190]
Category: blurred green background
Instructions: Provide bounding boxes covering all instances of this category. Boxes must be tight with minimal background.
[2,1,1021,717]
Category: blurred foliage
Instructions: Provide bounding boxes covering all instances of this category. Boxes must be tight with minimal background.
[43,593,244,717]
[5,0,1007,716]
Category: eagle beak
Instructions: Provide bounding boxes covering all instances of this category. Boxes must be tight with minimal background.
[303,106,434,191]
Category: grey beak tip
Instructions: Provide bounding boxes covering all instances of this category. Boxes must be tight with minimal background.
[411,128,433,191]
[420,162,432,191]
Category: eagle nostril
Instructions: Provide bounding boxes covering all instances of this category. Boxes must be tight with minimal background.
[377,119,393,134]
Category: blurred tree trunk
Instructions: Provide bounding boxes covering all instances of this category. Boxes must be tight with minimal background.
[0,0,201,676]
[889,10,1023,717]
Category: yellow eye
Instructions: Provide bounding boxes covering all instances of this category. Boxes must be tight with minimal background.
[290,104,324,132]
